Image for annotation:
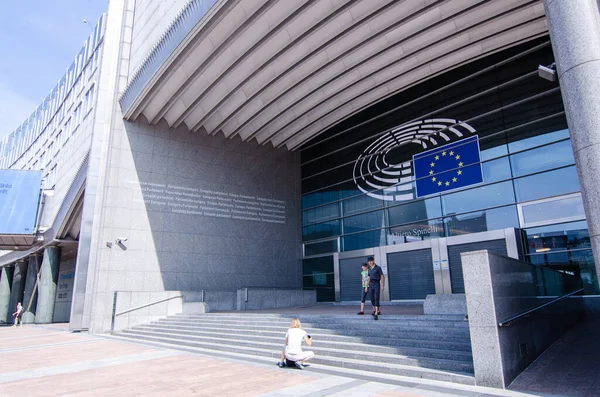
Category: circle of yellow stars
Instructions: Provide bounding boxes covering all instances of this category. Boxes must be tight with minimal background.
[429,150,463,188]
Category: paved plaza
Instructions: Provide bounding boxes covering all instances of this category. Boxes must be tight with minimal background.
[0,323,576,397]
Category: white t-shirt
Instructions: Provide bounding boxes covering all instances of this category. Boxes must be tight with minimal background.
[285,328,307,355]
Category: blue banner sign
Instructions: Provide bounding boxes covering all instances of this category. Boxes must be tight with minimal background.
[0,170,43,234]
[414,136,484,198]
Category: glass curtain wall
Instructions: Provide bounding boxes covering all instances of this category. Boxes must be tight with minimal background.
[300,38,599,294]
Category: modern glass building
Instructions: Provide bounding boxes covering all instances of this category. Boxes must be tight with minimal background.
[0,0,598,340]
[301,39,598,301]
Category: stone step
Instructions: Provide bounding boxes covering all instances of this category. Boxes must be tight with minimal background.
[129,326,473,361]
[115,331,475,384]
[188,313,467,322]
[170,315,469,328]
[136,323,472,351]
[122,329,473,373]
[154,320,471,342]
[158,317,471,332]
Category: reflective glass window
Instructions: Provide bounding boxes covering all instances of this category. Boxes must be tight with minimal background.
[526,249,598,294]
[442,181,515,215]
[343,210,385,235]
[342,230,387,252]
[302,189,340,210]
[482,157,512,183]
[302,202,339,226]
[480,143,508,161]
[523,220,591,254]
[302,256,335,302]
[342,193,383,216]
[387,219,444,245]
[302,220,340,241]
[387,197,442,226]
[514,166,580,202]
[444,205,518,236]
[510,139,574,177]
[508,129,570,153]
[520,194,585,226]
[304,239,338,256]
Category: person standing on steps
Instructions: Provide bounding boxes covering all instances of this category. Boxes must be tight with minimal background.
[277,317,314,369]
[367,256,385,320]
[358,263,369,315]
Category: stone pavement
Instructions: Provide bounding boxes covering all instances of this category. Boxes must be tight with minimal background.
[0,324,562,397]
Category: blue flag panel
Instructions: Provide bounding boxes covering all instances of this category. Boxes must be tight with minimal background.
[413,136,483,198]
[0,170,43,234]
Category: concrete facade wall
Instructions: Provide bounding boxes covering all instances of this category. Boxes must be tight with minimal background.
[80,117,302,333]
[129,0,190,76]
[71,0,302,334]
[98,116,302,292]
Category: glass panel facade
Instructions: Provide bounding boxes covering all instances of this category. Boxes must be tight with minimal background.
[387,219,444,245]
[302,220,340,241]
[445,205,519,237]
[387,197,442,227]
[343,230,387,252]
[304,239,338,257]
[522,221,598,294]
[300,39,597,294]
[514,166,580,202]
[442,181,515,215]
[302,256,335,302]
[510,139,575,177]
[520,195,585,226]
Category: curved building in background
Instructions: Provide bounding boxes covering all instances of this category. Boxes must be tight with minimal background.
[0,0,598,353]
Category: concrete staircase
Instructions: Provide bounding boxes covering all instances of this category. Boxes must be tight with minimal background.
[114,312,475,385]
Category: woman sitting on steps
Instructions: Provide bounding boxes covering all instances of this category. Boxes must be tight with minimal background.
[277,317,314,369]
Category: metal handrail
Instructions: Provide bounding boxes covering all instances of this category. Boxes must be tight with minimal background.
[110,293,183,331]
[498,288,584,327]
[115,295,183,317]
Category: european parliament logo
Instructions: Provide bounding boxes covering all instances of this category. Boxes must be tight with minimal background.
[413,135,483,198]
[353,119,480,202]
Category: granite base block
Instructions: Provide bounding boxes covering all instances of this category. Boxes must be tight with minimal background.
[423,294,467,315]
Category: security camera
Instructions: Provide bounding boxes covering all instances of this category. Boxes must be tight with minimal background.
[538,64,557,82]
[115,237,128,244]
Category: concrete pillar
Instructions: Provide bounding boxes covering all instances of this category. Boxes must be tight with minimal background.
[7,261,27,323]
[0,266,14,324]
[35,247,61,324]
[544,0,600,287]
[22,255,40,324]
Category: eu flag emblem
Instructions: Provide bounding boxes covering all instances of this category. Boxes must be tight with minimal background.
[413,136,483,198]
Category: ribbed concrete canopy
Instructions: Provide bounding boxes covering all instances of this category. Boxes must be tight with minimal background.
[122,0,547,150]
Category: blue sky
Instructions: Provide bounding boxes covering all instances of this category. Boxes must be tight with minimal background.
[0,1,108,138]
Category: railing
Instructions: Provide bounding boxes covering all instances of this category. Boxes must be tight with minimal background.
[484,252,584,328]
[461,250,586,388]
[498,287,584,327]
[110,292,182,331]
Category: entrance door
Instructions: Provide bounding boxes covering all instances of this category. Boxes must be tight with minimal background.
[387,249,436,300]
[339,255,371,301]
[332,228,522,300]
